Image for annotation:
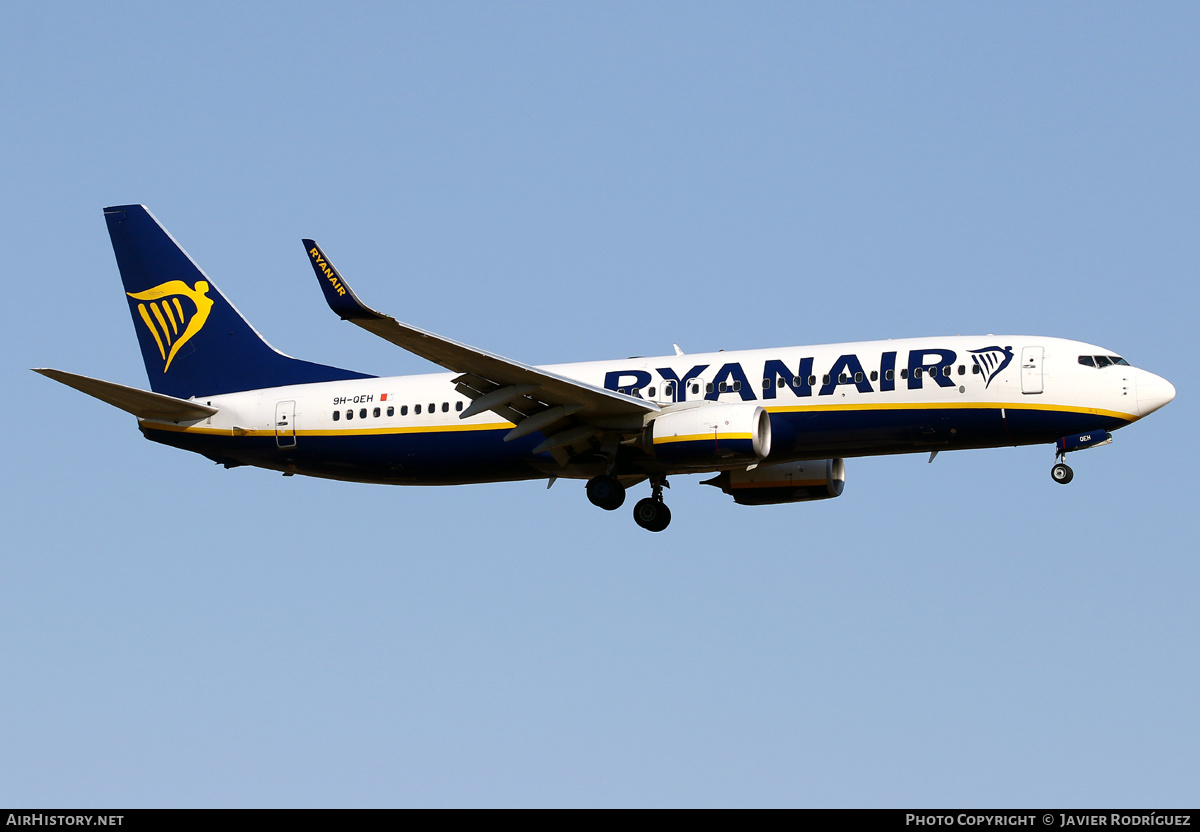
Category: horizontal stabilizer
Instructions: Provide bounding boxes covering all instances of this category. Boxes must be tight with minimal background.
[33,368,218,422]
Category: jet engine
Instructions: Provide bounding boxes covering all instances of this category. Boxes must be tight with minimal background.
[647,403,771,469]
[703,458,845,505]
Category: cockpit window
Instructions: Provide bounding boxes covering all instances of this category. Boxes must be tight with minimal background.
[1081,354,1129,368]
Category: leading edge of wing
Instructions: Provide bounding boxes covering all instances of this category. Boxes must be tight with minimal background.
[301,239,658,418]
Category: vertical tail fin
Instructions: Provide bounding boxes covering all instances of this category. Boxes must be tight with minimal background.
[104,205,372,398]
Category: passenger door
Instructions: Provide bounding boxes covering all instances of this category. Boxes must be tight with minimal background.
[1021,347,1044,394]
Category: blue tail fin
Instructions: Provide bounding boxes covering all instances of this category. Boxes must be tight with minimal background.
[104,205,373,398]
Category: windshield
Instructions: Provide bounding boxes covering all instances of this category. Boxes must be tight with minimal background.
[1079,354,1130,368]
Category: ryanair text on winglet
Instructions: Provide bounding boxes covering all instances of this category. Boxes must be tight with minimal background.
[309,247,346,296]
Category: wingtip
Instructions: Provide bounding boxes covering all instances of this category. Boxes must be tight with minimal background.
[303,238,384,322]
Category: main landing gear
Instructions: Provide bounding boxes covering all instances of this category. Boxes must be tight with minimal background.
[633,478,671,532]
[585,474,626,510]
[585,474,672,531]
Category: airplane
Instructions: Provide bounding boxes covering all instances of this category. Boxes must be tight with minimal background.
[35,204,1176,532]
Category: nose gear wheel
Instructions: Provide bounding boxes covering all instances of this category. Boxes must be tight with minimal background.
[1051,462,1074,484]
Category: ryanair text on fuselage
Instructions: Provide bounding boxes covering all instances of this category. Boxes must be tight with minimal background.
[602,346,1014,402]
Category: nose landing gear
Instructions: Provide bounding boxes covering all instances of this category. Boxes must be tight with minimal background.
[1051,444,1080,482]
[1050,430,1113,484]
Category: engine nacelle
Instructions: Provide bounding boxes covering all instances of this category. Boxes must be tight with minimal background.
[648,404,772,469]
[703,459,845,505]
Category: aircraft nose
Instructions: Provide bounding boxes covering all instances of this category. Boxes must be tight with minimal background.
[1135,369,1176,418]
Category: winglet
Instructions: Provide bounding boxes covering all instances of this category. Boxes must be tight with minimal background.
[302,239,383,322]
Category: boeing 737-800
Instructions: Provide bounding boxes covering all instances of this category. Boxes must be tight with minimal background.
[35,205,1176,531]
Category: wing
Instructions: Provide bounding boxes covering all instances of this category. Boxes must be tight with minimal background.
[34,368,219,422]
[302,240,657,457]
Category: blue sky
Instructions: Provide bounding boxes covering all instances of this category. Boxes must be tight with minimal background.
[2,2,1196,807]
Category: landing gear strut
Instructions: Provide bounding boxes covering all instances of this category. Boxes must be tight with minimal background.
[633,477,672,532]
[1051,457,1074,485]
[586,474,626,510]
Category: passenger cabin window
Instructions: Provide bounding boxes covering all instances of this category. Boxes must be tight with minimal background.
[387,406,395,416]
[415,404,421,415]
[822,375,830,385]
[884,370,893,381]
[359,408,367,419]
[808,375,817,386]
[442,402,449,412]
[346,409,354,420]
[958,365,966,375]
[870,371,878,382]
[719,382,728,393]
[456,401,463,411]
[648,387,656,398]
[900,369,908,380]
[972,365,981,374]
[373,407,381,418]
[706,383,714,393]
[333,410,340,421]
[913,368,922,379]
[401,405,408,416]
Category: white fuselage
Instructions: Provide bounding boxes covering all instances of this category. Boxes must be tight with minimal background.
[138,335,1171,486]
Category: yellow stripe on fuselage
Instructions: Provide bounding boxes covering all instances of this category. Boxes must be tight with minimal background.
[763,400,1137,422]
[138,400,1136,439]
[139,420,516,437]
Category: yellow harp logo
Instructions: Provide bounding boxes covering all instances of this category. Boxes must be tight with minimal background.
[127,280,214,372]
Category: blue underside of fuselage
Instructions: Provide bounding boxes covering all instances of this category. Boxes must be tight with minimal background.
[142,405,1132,484]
